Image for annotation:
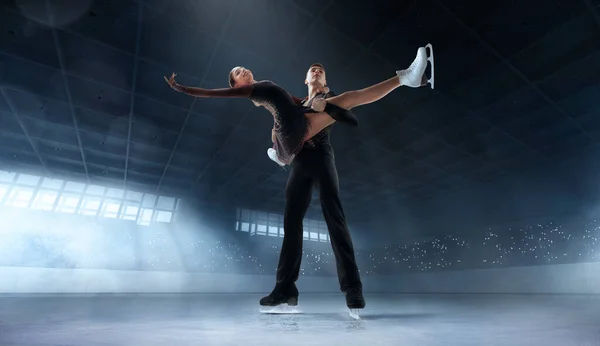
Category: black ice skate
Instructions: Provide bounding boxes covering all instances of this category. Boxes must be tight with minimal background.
[259,293,298,307]
[344,287,365,320]
[259,285,300,314]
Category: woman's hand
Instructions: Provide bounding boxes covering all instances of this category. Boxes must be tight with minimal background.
[164,73,181,91]
[311,98,327,112]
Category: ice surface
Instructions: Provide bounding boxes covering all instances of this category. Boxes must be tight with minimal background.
[0,293,598,346]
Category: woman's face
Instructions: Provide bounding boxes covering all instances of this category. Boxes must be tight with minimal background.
[230,66,254,87]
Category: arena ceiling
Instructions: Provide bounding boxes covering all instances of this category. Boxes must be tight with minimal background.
[1,0,599,223]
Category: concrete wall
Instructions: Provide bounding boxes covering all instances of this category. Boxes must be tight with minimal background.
[2,261,599,294]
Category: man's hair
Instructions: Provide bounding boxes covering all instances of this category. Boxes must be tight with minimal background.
[309,63,325,71]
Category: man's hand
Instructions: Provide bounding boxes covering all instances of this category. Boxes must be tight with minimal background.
[311,98,327,112]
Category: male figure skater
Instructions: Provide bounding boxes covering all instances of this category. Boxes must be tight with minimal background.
[260,46,433,313]
[259,64,365,311]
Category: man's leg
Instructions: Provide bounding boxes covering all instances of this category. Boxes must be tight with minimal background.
[260,161,313,306]
[316,155,364,308]
[276,162,313,287]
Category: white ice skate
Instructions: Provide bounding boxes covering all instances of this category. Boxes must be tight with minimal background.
[397,43,435,89]
[267,148,285,167]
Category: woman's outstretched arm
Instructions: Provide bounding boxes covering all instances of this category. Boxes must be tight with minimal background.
[164,73,253,98]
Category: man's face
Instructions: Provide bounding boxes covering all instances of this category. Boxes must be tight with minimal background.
[305,65,326,87]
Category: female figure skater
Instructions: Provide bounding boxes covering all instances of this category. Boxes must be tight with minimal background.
[164,75,358,166]
[164,45,432,166]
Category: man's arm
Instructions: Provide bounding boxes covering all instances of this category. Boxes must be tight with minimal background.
[314,90,358,126]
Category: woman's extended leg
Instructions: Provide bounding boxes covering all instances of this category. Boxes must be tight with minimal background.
[325,46,430,110]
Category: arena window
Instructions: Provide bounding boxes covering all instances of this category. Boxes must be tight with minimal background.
[0,170,179,226]
[236,208,329,243]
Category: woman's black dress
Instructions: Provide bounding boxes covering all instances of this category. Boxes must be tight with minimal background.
[248,80,318,165]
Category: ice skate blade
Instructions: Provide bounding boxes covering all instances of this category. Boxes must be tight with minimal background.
[259,304,302,314]
[425,43,434,89]
[348,308,361,320]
